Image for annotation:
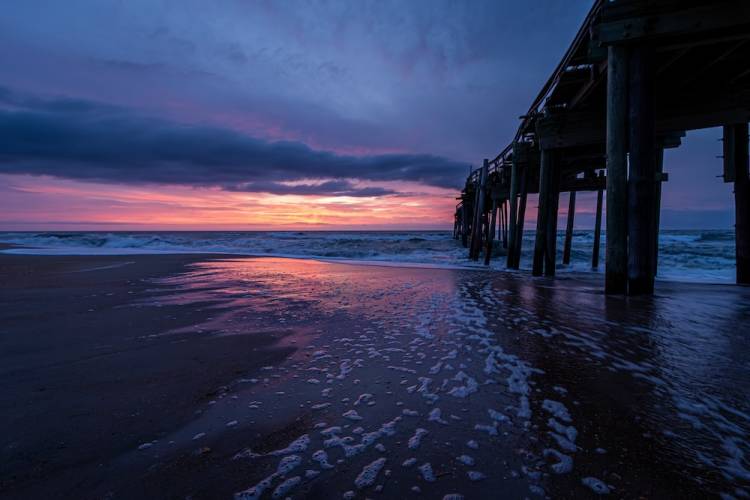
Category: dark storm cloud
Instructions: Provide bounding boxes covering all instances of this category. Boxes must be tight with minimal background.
[0,88,467,193]
[225,180,398,197]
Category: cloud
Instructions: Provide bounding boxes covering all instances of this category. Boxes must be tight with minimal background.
[0,87,467,195]
[225,180,398,197]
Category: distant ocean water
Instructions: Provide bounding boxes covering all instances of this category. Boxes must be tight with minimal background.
[0,230,737,283]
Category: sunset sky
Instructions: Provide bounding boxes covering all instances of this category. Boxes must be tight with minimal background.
[0,0,736,230]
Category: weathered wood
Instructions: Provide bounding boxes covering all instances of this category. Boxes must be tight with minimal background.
[563,191,576,265]
[469,189,479,259]
[507,157,520,267]
[593,183,604,269]
[513,169,528,270]
[502,201,509,249]
[593,3,750,46]
[484,200,498,266]
[545,162,561,277]
[497,201,504,249]
[724,124,738,183]
[471,160,489,261]
[605,45,629,294]
[533,148,553,276]
[537,100,745,149]
[469,184,480,259]
[469,185,479,257]
[731,122,750,284]
[627,45,657,295]
[459,211,461,239]
[561,175,607,193]
[488,208,492,250]
[679,39,747,90]
[461,202,469,248]
[653,148,665,275]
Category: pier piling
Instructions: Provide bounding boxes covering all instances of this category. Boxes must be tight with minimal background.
[592,180,603,270]
[605,44,629,294]
[471,160,489,260]
[653,148,664,275]
[533,149,553,276]
[507,158,520,267]
[563,192,576,265]
[729,123,750,284]
[545,160,561,277]
[627,45,657,295]
[502,202,509,249]
[485,200,498,265]
[513,169,528,270]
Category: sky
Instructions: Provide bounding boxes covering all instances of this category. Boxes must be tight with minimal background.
[0,0,736,230]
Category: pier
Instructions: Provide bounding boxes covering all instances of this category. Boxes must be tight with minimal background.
[453,0,750,294]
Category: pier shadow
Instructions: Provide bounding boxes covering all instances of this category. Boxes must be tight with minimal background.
[475,271,750,496]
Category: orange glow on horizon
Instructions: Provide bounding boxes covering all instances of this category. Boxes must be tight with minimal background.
[0,174,460,230]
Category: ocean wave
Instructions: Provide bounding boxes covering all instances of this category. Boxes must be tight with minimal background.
[0,230,737,284]
[697,230,735,242]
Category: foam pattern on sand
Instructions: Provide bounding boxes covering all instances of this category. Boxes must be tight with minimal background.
[203,267,580,498]
[141,257,750,499]
[146,266,536,497]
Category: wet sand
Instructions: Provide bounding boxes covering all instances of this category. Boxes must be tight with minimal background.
[0,253,297,499]
[1,253,749,499]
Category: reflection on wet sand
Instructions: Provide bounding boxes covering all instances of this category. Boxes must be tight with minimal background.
[135,257,749,498]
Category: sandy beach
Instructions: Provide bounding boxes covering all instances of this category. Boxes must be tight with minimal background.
[1,252,749,499]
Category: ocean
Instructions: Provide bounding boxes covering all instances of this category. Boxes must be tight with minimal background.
[0,229,737,283]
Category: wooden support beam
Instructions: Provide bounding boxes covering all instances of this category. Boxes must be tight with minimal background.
[627,45,657,295]
[657,32,750,54]
[653,148,665,275]
[593,3,750,45]
[605,45,629,294]
[563,191,576,265]
[470,184,480,258]
[724,124,739,183]
[568,61,607,111]
[513,169,529,270]
[506,159,519,267]
[656,102,750,134]
[461,202,469,248]
[484,200,498,266]
[679,40,747,90]
[488,211,492,255]
[537,112,605,150]
[471,160,489,261]
[560,176,607,193]
[545,165,561,277]
[593,182,604,269]
[502,201,509,249]
[657,46,690,76]
[533,149,553,276]
[498,201,505,249]
[729,67,750,86]
[537,92,750,150]
[729,123,750,284]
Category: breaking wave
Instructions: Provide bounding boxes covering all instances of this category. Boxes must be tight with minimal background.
[0,229,737,283]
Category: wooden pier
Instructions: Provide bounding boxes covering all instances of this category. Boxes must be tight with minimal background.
[453,0,750,294]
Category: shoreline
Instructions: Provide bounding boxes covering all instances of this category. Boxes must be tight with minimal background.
[0,226,739,286]
[0,243,741,288]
